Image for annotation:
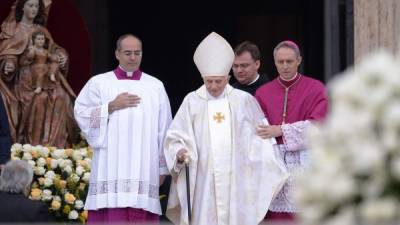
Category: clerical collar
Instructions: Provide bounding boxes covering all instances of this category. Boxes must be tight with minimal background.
[114,66,142,80]
[278,73,301,88]
[247,74,260,86]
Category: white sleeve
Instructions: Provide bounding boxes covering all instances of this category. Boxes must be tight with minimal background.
[74,78,109,149]
[158,85,172,175]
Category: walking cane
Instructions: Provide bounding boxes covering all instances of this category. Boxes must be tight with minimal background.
[184,159,192,224]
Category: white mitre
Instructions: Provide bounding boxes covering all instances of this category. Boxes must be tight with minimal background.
[193,32,234,77]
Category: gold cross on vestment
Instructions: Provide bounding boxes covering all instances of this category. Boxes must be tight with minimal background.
[213,112,225,123]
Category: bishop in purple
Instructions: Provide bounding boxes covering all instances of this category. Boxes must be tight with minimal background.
[255,40,329,221]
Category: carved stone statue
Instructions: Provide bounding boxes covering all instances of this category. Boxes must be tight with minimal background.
[0,0,80,147]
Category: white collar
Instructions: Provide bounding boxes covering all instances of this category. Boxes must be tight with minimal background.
[119,65,134,77]
[247,74,260,85]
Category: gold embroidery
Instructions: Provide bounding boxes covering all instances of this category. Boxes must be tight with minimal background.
[213,112,225,123]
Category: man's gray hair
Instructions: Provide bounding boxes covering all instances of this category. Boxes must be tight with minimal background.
[273,40,301,59]
[115,34,142,51]
[0,160,33,195]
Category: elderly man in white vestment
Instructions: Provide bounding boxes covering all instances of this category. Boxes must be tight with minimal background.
[74,34,172,224]
[164,32,288,225]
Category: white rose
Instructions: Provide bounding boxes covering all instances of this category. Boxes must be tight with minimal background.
[82,172,90,182]
[11,143,23,154]
[80,148,88,157]
[11,143,23,151]
[75,166,85,176]
[36,157,46,167]
[45,171,56,180]
[39,147,50,157]
[72,151,83,161]
[53,195,62,202]
[68,210,79,220]
[43,177,53,187]
[70,174,80,183]
[59,159,68,169]
[360,198,398,223]
[27,160,36,167]
[41,189,53,201]
[22,144,33,152]
[74,200,84,209]
[22,152,32,160]
[34,166,46,176]
[63,165,72,175]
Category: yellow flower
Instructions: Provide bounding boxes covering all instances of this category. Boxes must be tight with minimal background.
[46,157,52,166]
[30,188,42,200]
[51,200,61,210]
[78,182,86,191]
[64,193,76,204]
[59,180,67,189]
[65,149,74,157]
[31,150,40,159]
[63,205,71,215]
[81,210,88,220]
[38,177,45,185]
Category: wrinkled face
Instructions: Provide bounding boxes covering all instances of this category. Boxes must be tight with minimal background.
[274,47,301,80]
[23,0,39,21]
[203,76,230,98]
[115,36,142,72]
[33,34,45,47]
[232,51,260,85]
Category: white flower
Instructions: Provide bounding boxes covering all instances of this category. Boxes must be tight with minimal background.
[75,166,85,176]
[70,174,80,183]
[298,51,400,225]
[359,198,398,223]
[11,143,23,154]
[41,189,53,201]
[63,165,73,175]
[34,166,46,176]
[72,151,83,161]
[22,152,32,160]
[22,144,33,152]
[43,177,53,187]
[80,148,88,157]
[51,149,66,159]
[44,171,56,180]
[27,160,36,167]
[39,147,50,157]
[53,195,62,202]
[82,172,90,182]
[74,200,84,209]
[68,210,79,220]
[36,157,46,167]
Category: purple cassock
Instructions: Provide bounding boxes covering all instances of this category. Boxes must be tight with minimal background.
[256,74,329,144]
[255,73,329,219]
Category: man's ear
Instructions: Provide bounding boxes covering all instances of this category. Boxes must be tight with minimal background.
[255,60,261,69]
[297,56,302,66]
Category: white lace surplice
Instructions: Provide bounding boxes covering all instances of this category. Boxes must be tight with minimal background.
[74,71,172,214]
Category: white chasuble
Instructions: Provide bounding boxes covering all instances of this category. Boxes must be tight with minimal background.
[164,85,289,225]
[208,98,232,225]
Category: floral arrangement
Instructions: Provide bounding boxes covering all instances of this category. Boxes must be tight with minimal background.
[11,143,93,223]
[296,51,400,225]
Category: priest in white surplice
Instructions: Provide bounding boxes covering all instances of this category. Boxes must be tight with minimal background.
[74,34,172,223]
[164,32,289,225]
